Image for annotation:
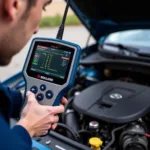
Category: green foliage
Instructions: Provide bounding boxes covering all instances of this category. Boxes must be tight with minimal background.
[40,14,81,28]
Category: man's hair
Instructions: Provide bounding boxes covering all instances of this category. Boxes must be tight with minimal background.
[27,0,37,9]
[22,0,37,18]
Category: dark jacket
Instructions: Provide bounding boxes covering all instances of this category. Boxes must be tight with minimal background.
[0,83,32,150]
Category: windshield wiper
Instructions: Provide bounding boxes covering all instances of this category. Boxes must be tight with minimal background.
[100,42,140,55]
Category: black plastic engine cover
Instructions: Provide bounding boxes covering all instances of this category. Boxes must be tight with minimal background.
[73,81,150,123]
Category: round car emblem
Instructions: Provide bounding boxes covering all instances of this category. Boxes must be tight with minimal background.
[110,93,123,99]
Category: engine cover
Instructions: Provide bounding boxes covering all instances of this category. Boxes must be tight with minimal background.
[73,81,150,123]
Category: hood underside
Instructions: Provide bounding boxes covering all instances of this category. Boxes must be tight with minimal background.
[68,0,150,40]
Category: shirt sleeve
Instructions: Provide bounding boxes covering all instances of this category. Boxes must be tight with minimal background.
[0,116,32,150]
[1,85,25,118]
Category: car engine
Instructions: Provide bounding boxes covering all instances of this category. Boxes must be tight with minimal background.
[56,48,150,150]
[5,46,150,150]
[63,80,150,150]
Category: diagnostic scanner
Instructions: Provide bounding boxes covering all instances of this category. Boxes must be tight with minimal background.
[23,37,81,106]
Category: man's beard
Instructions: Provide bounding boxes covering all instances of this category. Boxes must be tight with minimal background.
[0,34,12,66]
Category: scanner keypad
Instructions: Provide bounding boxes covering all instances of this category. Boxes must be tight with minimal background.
[30,84,53,102]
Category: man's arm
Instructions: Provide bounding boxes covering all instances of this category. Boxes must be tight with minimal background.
[1,85,25,118]
[0,116,32,150]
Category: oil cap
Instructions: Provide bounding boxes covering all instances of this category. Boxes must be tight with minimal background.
[89,137,103,150]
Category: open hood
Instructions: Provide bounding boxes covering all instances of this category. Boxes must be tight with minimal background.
[67,0,150,41]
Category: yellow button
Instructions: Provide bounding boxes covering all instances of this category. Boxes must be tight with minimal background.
[89,137,103,148]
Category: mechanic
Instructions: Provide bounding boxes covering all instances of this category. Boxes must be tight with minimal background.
[0,0,67,150]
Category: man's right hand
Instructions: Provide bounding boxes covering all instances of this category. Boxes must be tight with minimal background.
[17,91,65,137]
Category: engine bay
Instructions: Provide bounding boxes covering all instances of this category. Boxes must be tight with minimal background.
[5,45,150,150]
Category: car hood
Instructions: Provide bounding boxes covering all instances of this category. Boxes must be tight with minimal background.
[68,0,150,41]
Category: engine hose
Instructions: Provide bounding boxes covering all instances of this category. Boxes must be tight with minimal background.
[67,87,77,98]
[57,123,79,141]
[62,97,74,123]
[103,125,127,150]
[65,109,80,139]
[120,131,146,137]
[64,97,74,110]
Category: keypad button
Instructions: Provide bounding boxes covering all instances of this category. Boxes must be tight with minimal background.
[40,84,46,91]
[46,90,53,99]
[30,86,38,94]
[36,93,44,101]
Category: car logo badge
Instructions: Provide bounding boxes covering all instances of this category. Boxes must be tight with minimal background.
[110,93,123,100]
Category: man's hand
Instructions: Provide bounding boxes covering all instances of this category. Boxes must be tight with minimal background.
[51,96,67,130]
[17,91,67,137]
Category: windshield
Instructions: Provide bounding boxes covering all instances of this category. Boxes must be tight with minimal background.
[104,29,150,47]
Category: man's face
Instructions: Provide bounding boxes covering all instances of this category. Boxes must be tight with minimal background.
[0,0,52,66]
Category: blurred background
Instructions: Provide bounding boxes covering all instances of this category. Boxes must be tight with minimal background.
[0,0,95,81]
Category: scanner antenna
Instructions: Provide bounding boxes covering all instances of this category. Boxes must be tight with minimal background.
[56,0,71,40]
